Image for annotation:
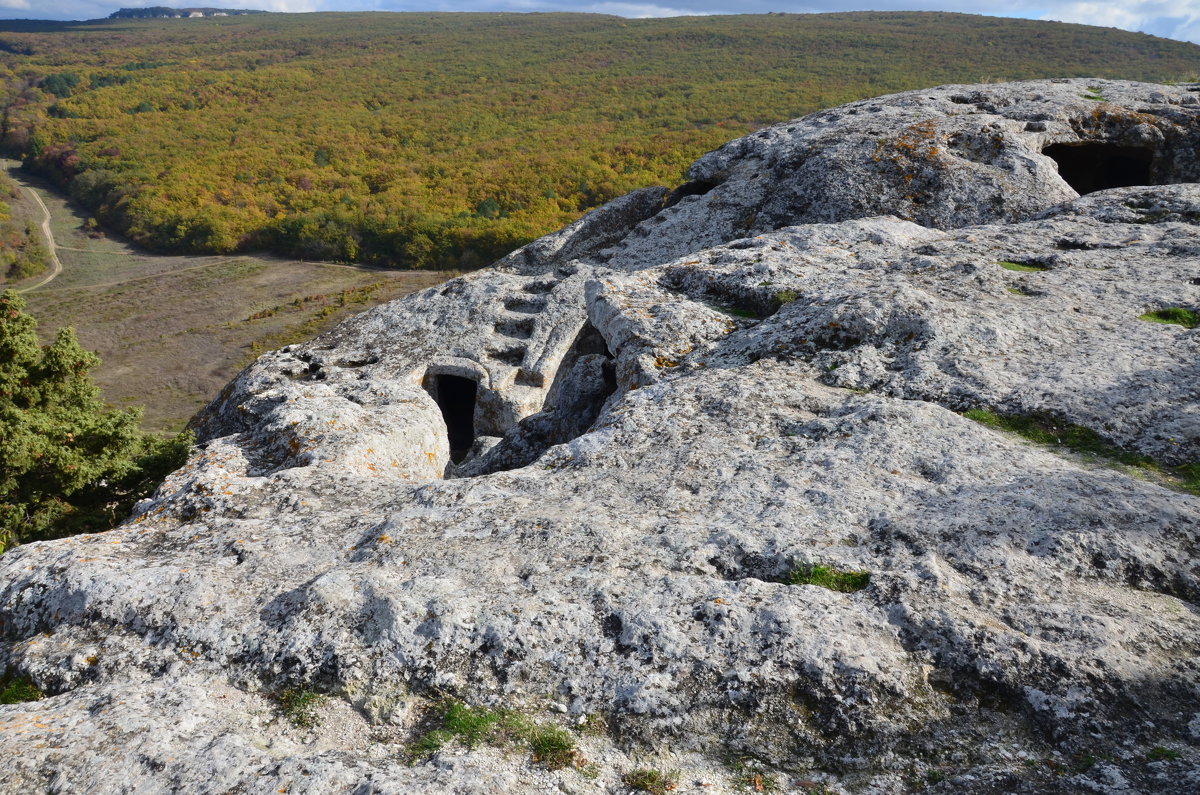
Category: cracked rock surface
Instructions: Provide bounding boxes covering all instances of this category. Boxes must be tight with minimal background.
[2,79,1199,794]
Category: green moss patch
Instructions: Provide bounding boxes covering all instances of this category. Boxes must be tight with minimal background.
[997,260,1049,272]
[787,564,870,593]
[711,303,760,319]
[1139,307,1198,328]
[0,676,44,704]
[963,409,1199,496]
[1148,746,1182,761]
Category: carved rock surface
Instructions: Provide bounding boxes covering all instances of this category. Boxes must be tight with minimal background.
[2,79,1199,794]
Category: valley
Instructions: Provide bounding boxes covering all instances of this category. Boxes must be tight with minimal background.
[4,160,450,431]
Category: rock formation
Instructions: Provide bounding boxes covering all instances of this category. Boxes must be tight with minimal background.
[1,78,1198,793]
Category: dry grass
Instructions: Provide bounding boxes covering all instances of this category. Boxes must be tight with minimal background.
[7,162,451,432]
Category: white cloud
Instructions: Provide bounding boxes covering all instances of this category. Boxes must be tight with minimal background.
[1042,1,1200,41]
[1043,3,1143,29]
[0,0,31,9]
[580,2,712,16]
[255,0,320,11]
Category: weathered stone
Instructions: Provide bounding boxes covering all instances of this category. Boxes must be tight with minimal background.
[1,79,1198,794]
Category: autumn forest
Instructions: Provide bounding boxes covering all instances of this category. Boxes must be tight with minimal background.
[3,11,1199,270]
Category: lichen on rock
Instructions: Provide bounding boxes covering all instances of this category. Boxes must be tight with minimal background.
[1,78,1198,794]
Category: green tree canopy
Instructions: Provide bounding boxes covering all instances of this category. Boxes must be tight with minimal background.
[0,290,189,550]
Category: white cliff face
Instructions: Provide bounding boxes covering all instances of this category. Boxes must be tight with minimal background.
[1,79,1198,794]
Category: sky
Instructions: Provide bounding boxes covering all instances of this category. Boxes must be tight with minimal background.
[2,1,1199,45]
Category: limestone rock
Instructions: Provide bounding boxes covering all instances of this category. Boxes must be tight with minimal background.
[1,79,1199,794]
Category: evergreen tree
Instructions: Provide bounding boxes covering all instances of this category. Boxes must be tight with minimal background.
[0,290,189,551]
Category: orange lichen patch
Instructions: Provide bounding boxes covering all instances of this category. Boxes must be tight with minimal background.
[654,356,680,368]
[376,535,391,543]
[872,119,946,174]
[1080,103,1160,131]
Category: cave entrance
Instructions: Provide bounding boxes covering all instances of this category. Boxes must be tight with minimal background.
[428,374,477,463]
[1042,142,1153,195]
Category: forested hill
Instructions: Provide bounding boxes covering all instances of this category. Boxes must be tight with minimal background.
[1,11,1198,270]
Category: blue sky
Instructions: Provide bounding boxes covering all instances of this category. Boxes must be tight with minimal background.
[3,1,1200,44]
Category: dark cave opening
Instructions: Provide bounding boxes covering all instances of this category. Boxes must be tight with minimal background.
[1042,142,1153,195]
[429,374,477,463]
[662,176,722,209]
[567,321,615,362]
[453,322,617,478]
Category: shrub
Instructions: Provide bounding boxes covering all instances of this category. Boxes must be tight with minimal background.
[0,291,191,551]
[623,768,678,794]
[277,688,325,729]
[772,289,800,308]
[408,698,582,770]
[528,724,579,770]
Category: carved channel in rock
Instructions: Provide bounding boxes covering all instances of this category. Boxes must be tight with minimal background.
[425,373,478,464]
[456,322,617,477]
[1043,142,1153,194]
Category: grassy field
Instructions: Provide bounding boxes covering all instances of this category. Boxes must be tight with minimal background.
[6,160,450,432]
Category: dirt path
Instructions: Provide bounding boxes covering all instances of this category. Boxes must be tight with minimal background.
[2,162,453,431]
[15,183,63,294]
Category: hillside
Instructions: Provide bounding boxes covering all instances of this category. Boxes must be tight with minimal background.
[2,11,1199,270]
[1,78,1197,793]
[0,172,49,282]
